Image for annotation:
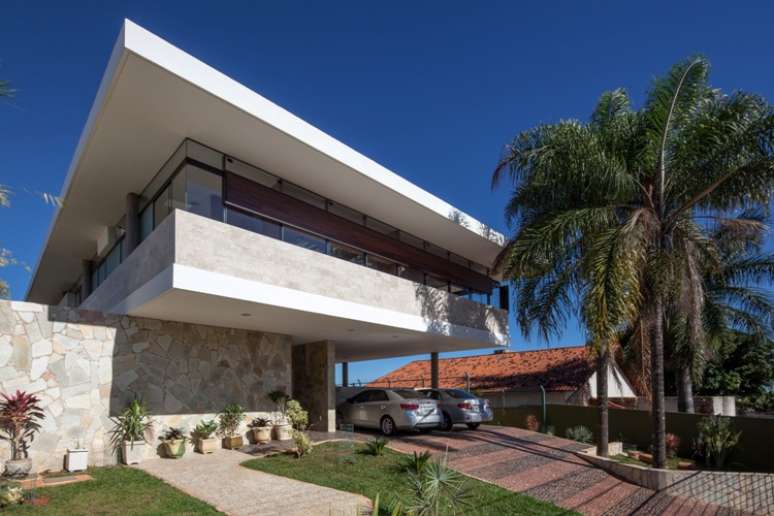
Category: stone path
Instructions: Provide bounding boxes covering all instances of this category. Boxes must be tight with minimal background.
[388,425,746,515]
[138,448,369,516]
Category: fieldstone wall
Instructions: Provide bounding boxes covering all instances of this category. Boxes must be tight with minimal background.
[292,341,336,432]
[0,300,292,472]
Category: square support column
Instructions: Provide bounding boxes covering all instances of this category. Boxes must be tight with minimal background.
[342,362,349,387]
[292,341,336,432]
[431,352,439,389]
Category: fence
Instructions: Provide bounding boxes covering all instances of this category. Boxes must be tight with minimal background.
[491,404,774,472]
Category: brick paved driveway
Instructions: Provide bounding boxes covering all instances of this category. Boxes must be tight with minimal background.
[388,425,740,516]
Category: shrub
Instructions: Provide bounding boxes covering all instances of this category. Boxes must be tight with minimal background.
[0,390,44,461]
[287,399,309,430]
[399,450,432,474]
[406,453,470,515]
[248,417,272,429]
[218,404,245,437]
[193,419,218,439]
[0,481,23,507]
[292,430,312,458]
[525,414,540,432]
[160,427,187,442]
[665,433,680,458]
[565,425,593,444]
[268,390,290,422]
[364,437,388,456]
[109,398,151,450]
[695,416,741,468]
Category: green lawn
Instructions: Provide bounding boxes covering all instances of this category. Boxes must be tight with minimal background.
[242,441,575,515]
[4,466,219,515]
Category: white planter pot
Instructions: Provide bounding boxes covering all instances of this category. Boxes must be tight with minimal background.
[273,423,292,441]
[65,448,89,472]
[121,441,146,465]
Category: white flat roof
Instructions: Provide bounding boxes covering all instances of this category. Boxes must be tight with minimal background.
[27,19,504,304]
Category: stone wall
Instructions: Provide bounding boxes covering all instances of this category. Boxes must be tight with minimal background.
[292,341,335,432]
[0,300,292,472]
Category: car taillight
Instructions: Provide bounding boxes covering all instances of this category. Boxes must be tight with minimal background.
[400,403,419,411]
[457,402,474,410]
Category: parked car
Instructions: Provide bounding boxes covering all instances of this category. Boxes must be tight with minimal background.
[336,388,441,436]
[418,388,493,431]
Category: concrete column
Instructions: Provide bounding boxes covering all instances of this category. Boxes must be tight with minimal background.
[292,341,336,432]
[125,192,141,255]
[342,362,349,387]
[431,352,439,388]
[80,260,92,303]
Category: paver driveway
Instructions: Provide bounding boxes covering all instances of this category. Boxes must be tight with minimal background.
[388,425,738,516]
[139,448,369,516]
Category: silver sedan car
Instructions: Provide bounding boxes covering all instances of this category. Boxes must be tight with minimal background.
[337,388,441,436]
[418,388,493,431]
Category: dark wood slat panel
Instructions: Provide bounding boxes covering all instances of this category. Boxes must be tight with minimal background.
[225,172,495,292]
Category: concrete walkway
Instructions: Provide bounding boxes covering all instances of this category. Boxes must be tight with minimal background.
[138,448,369,516]
[388,425,744,516]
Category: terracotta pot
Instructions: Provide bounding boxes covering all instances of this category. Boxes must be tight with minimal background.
[222,435,244,450]
[121,441,146,465]
[163,439,186,458]
[196,437,219,454]
[3,458,32,479]
[273,423,292,441]
[251,427,272,444]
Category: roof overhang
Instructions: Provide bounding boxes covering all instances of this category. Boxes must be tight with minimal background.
[26,19,504,305]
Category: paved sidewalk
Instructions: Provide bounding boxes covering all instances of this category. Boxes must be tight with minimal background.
[388,425,743,516]
[138,448,369,516]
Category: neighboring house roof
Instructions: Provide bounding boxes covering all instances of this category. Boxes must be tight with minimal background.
[369,346,597,392]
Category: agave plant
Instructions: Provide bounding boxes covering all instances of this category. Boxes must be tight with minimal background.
[109,398,152,450]
[0,390,45,461]
[405,452,470,516]
[399,450,433,475]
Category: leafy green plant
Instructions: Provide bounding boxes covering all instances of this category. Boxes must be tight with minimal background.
[287,399,309,430]
[292,430,312,458]
[0,390,45,460]
[218,404,245,437]
[399,450,432,475]
[368,493,404,516]
[0,481,23,507]
[405,453,471,515]
[565,425,594,444]
[695,416,741,468]
[268,390,290,421]
[248,417,272,428]
[363,437,388,456]
[160,427,187,442]
[110,398,152,450]
[192,419,218,439]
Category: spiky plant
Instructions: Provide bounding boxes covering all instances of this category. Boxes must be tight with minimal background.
[0,390,45,461]
[493,56,774,467]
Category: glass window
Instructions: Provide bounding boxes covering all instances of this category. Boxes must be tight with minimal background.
[394,389,424,399]
[366,254,398,275]
[398,265,424,284]
[97,261,107,287]
[154,184,172,228]
[330,242,364,264]
[328,202,364,225]
[90,268,98,292]
[140,141,186,212]
[186,140,223,170]
[105,241,121,276]
[185,165,223,221]
[426,274,449,291]
[424,390,441,400]
[445,389,475,399]
[140,206,153,242]
[281,182,327,210]
[226,208,282,239]
[368,390,389,402]
[283,226,327,253]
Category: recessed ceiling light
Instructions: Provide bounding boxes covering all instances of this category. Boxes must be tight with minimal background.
[347,329,355,332]
[240,313,252,317]
[391,335,399,339]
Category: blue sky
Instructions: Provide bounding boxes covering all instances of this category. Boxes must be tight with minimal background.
[2,1,773,383]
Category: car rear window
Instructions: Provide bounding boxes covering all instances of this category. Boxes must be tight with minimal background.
[393,389,424,399]
[445,389,476,399]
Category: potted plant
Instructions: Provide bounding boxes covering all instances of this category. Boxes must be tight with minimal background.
[248,417,273,444]
[192,420,219,454]
[65,439,89,472]
[109,398,152,465]
[0,390,45,478]
[160,427,188,458]
[268,390,292,441]
[218,404,245,449]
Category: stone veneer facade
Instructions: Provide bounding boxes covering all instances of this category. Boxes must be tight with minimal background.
[0,300,292,472]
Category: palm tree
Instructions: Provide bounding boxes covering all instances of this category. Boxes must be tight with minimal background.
[493,57,774,467]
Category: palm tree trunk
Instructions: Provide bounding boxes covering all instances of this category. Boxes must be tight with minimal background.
[596,345,609,457]
[677,364,695,413]
[651,295,667,468]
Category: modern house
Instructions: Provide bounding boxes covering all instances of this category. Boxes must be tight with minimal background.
[369,346,637,408]
[0,20,508,470]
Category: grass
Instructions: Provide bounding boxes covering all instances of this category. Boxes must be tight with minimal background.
[3,466,220,515]
[242,441,575,515]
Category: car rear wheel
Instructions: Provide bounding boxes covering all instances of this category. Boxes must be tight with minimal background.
[466,423,480,430]
[380,416,396,436]
[441,412,454,431]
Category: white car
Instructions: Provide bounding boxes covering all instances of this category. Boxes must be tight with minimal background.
[337,388,441,435]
